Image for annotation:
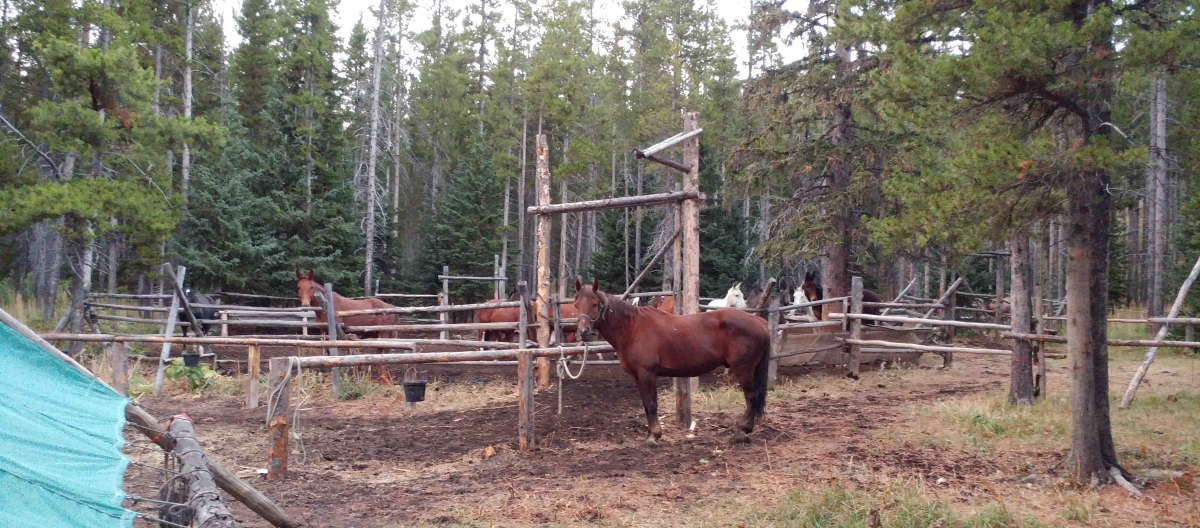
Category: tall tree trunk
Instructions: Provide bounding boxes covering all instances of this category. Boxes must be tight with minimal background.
[181,0,192,202]
[634,163,643,273]
[517,116,527,284]
[759,190,768,279]
[106,218,118,294]
[1148,70,1167,329]
[1065,168,1120,481]
[1009,234,1034,405]
[623,151,630,289]
[363,0,387,295]
[823,43,855,300]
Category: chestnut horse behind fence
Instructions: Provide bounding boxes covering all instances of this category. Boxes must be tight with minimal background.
[295,270,398,339]
[475,291,523,342]
[573,278,770,445]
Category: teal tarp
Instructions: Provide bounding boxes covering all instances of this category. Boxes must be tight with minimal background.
[0,322,135,527]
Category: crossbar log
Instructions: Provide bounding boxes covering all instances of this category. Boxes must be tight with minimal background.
[336,300,522,317]
[525,190,702,216]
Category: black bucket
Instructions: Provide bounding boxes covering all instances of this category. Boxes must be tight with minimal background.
[182,353,200,367]
[402,381,427,403]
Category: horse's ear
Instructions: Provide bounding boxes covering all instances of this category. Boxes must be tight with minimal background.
[296,268,303,280]
[307,269,314,280]
[575,276,583,293]
[592,277,599,293]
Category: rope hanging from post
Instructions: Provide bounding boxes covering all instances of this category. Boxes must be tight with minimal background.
[555,342,588,415]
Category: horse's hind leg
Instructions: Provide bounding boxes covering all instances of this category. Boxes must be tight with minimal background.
[732,363,766,439]
[635,371,662,445]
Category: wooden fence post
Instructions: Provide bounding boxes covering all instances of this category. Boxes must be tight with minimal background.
[848,276,863,377]
[153,265,185,396]
[551,294,564,345]
[403,367,417,411]
[943,287,956,368]
[441,267,450,341]
[518,281,529,348]
[301,315,308,337]
[1033,286,1046,400]
[267,357,291,480]
[220,311,228,337]
[534,134,552,389]
[994,255,1005,337]
[323,283,341,398]
[517,350,535,450]
[676,111,701,427]
[1187,322,1195,343]
[110,342,127,396]
[767,296,780,387]
[247,344,260,409]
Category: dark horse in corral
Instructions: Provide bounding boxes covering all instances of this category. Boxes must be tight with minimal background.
[183,287,217,336]
[800,272,881,319]
[573,277,770,445]
[295,269,398,339]
[475,291,523,342]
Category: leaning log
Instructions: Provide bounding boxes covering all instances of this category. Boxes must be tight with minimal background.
[167,416,239,528]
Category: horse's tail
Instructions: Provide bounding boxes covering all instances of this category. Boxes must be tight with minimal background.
[749,335,770,421]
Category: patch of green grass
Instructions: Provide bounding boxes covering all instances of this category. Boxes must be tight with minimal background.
[743,485,1045,528]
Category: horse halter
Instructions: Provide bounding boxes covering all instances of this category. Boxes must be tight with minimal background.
[576,293,608,329]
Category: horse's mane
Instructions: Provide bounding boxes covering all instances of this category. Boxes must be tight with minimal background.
[598,291,651,327]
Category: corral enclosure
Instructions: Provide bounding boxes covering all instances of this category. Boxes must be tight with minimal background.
[121,340,1198,527]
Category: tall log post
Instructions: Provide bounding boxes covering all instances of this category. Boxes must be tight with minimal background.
[153,265,185,396]
[267,358,291,480]
[847,276,863,377]
[534,134,552,388]
[1009,236,1034,405]
[323,284,341,398]
[247,344,260,409]
[677,112,701,426]
[110,341,127,396]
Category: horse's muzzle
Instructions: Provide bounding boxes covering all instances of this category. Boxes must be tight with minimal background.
[577,327,593,342]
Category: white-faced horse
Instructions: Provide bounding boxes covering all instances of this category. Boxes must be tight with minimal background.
[788,287,817,320]
[707,282,747,309]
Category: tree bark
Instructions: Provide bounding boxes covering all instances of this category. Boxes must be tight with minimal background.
[1064,169,1120,482]
[106,219,118,294]
[558,181,568,299]
[363,0,387,296]
[823,43,854,300]
[181,0,192,202]
[1148,70,1167,330]
[1009,235,1034,405]
[517,115,527,284]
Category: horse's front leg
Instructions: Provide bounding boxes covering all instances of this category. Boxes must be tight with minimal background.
[635,370,662,445]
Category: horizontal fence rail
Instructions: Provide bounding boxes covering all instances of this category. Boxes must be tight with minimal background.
[291,344,615,369]
[336,300,522,317]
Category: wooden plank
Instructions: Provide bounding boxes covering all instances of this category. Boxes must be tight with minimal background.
[525,190,702,215]
[637,127,703,157]
[93,313,180,325]
[87,293,172,300]
[167,416,239,527]
[830,312,1012,330]
[323,283,341,398]
[844,338,1012,355]
[153,265,185,396]
[535,134,552,389]
[677,112,701,426]
[518,350,535,450]
[863,302,945,310]
[438,274,507,282]
[847,277,863,377]
[777,320,843,330]
[247,344,260,409]
[344,322,521,333]
[293,344,610,368]
[267,358,290,480]
[110,342,127,396]
[336,300,522,317]
[87,302,174,312]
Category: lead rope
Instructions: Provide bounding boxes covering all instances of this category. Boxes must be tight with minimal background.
[556,341,588,415]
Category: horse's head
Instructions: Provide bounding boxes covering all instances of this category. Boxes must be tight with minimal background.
[652,296,664,309]
[802,271,823,302]
[793,286,810,305]
[572,276,604,342]
[295,269,317,307]
[724,282,746,309]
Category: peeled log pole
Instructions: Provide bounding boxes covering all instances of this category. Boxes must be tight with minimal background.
[677,112,701,426]
[1120,253,1200,408]
[619,227,681,299]
[534,134,552,388]
[168,416,239,528]
[525,190,701,215]
[0,307,301,528]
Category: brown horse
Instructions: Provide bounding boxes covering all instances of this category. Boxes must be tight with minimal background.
[651,295,675,314]
[800,272,881,319]
[295,269,398,339]
[573,277,770,445]
[475,291,522,342]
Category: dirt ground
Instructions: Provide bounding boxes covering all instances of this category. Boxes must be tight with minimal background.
[123,341,1200,527]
